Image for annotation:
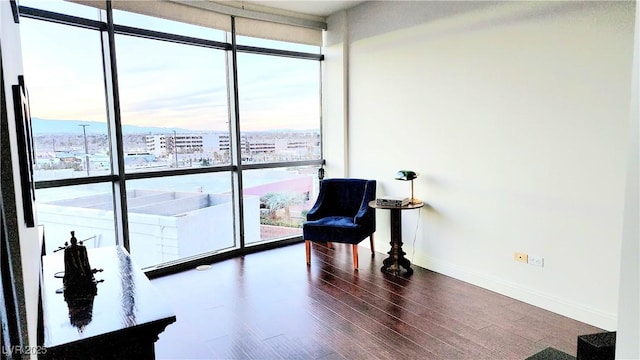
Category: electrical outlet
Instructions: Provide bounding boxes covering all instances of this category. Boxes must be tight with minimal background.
[528,255,544,267]
[514,252,528,263]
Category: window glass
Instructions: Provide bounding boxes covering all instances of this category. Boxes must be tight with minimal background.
[113,9,226,41]
[243,166,319,245]
[20,18,110,180]
[19,5,323,269]
[18,0,100,19]
[126,173,235,269]
[236,35,320,53]
[36,184,116,255]
[115,34,230,172]
[237,53,321,164]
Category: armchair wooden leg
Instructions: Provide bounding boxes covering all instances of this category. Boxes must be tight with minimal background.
[352,244,359,270]
[305,240,311,265]
[369,234,375,254]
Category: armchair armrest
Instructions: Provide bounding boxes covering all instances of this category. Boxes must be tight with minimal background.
[305,184,328,221]
[353,200,375,226]
[353,180,376,226]
[306,202,324,221]
[353,207,370,225]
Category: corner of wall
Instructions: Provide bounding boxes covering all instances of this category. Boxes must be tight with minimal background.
[615,2,640,358]
[322,10,349,178]
[1,2,41,356]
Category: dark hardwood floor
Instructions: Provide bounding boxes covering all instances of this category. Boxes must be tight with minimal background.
[151,242,602,360]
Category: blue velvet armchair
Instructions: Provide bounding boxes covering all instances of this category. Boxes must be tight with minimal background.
[303,178,376,269]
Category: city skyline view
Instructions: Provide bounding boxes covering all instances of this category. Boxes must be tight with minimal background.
[19,0,321,133]
[30,117,321,179]
[16,0,324,270]
[30,116,320,135]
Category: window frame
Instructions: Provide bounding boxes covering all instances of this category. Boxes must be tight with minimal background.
[19,4,324,274]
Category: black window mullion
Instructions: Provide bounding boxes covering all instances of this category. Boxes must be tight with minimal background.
[101,3,130,251]
[236,44,323,60]
[227,18,246,249]
[18,6,106,31]
[113,24,231,50]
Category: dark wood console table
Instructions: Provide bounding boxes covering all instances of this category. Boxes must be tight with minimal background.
[369,200,424,277]
[41,246,176,359]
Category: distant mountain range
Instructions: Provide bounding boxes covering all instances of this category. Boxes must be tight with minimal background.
[31,118,197,135]
[29,118,316,135]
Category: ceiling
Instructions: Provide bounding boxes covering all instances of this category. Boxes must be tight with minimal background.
[242,1,366,18]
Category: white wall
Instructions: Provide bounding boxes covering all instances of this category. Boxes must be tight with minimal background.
[325,1,636,330]
[322,11,350,177]
[1,2,41,356]
[616,1,640,358]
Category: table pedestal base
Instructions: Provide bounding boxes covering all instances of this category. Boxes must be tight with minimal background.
[380,208,413,277]
[381,255,413,277]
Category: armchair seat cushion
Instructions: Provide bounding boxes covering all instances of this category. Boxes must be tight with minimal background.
[306,216,358,229]
[303,215,371,245]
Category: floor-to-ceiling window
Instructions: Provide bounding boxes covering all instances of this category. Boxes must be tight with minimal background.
[19,0,323,270]
[20,7,117,252]
[112,12,237,267]
[237,52,321,244]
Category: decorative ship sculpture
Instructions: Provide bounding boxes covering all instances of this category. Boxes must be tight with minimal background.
[62,231,102,297]
[56,231,104,331]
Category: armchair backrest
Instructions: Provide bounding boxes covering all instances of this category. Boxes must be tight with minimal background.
[316,178,376,217]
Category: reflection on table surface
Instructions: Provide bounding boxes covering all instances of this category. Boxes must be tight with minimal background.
[41,245,176,348]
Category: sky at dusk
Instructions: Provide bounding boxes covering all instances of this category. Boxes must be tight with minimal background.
[18,0,321,133]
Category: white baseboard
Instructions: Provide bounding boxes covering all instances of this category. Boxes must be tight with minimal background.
[419,255,617,331]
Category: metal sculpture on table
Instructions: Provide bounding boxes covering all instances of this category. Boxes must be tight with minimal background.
[54,231,103,331]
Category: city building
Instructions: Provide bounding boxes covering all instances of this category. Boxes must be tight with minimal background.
[38,189,260,269]
[145,132,320,160]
